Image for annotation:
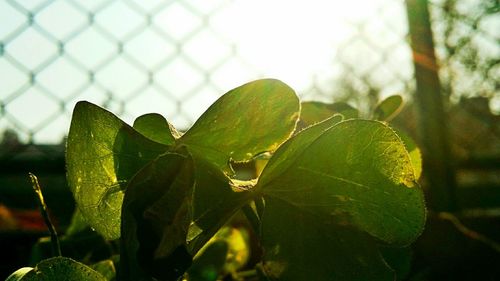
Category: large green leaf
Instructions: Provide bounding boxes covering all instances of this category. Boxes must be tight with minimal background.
[66,101,169,240]
[180,79,300,174]
[15,257,106,281]
[257,119,426,280]
[121,151,194,281]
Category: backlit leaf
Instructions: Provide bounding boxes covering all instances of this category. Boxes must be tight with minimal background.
[180,79,300,174]
[298,101,356,129]
[257,119,426,280]
[121,151,194,281]
[133,113,179,145]
[66,101,169,240]
[373,95,403,121]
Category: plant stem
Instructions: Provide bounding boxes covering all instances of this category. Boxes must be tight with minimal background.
[242,203,260,235]
[29,173,62,257]
[438,212,500,253]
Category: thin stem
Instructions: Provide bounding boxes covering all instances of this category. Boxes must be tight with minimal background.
[438,212,500,253]
[29,173,62,257]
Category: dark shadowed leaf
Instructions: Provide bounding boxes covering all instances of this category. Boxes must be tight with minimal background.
[260,198,394,281]
[66,101,169,240]
[257,120,426,280]
[380,246,412,280]
[180,79,300,174]
[121,151,194,281]
[19,257,106,281]
[187,155,253,254]
[133,113,180,145]
[373,95,403,121]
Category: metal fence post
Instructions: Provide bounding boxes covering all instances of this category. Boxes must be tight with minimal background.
[406,0,457,211]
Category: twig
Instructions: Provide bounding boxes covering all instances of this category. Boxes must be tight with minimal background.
[29,173,62,257]
[437,212,500,253]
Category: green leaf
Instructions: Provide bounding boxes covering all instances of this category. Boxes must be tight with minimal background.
[90,260,116,281]
[187,155,253,254]
[373,95,403,121]
[180,79,300,174]
[65,208,88,237]
[258,115,343,188]
[133,113,179,145]
[257,120,426,280]
[395,128,422,180]
[121,151,194,281]
[297,101,358,130]
[329,102,359,119]
[298,102,338,127]
[18,257,106,281]
[66,101,169,240]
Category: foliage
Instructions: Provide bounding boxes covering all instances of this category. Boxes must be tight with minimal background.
[7,79,426,281]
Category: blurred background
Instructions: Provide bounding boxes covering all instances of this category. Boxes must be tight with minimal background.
[0,0,498,280]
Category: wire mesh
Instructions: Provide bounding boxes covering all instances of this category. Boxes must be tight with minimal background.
[0,0,418,145]
[0,0,497,146]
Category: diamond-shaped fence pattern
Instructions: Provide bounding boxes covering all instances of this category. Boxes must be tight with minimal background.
[0,0,495,145]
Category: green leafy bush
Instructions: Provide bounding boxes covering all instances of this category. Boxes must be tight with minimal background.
[7,79,426,281]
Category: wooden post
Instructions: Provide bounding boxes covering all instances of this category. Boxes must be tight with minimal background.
[405,0,457,211]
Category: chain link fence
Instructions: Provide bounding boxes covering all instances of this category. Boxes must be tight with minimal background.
[0,0,497,146]
[0,0,417,145]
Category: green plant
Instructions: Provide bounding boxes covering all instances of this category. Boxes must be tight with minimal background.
[7,79,426,281]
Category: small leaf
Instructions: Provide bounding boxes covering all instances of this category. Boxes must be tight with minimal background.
[66,101,169,240]
[298,101,357,129]
[121,151,194,281]
[90,260,116,281]
[298,102,338,128]
[180,79,300,174]
[19,257,106,281]
[330,102,359,119]
[133,113,179,145]
[373,95,403,121]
